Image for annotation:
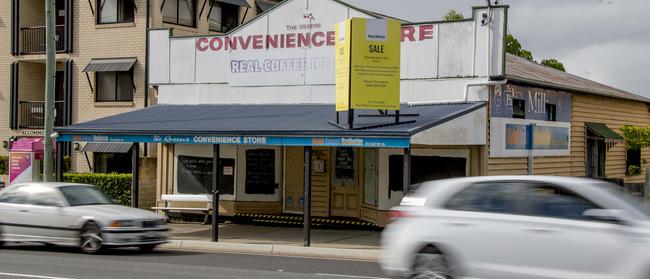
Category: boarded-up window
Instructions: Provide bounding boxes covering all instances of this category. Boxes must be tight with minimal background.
[245,149,277,194]
[389,155,467,193]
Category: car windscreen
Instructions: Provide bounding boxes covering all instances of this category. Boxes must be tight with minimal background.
[593,183,650,219]
[59,185,113,206]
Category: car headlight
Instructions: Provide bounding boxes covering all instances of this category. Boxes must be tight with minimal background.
[110,220,137,227]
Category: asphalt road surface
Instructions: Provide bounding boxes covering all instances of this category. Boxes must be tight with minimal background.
[0,244,386,279]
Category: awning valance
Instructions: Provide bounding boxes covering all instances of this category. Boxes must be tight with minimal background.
[81,142,133,153]
[216,0,250,7]
[586,122,624,143]
[255,0,276,11]
[82,58,137,72]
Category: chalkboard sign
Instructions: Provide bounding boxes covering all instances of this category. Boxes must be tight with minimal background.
[245,149,277,194]
[177,156,235,195]
[334,147,355,180]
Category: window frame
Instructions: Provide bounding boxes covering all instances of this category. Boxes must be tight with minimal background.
[95,70,134,102]
[512,98,526,119]
[208,1,240,33]
[545,103,557,121]
[96,0,135,25]
[163,0,197,28]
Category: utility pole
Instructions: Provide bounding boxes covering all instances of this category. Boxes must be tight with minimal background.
[43,0,56,182]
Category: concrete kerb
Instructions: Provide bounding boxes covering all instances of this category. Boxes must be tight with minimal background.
[159,240,381,261]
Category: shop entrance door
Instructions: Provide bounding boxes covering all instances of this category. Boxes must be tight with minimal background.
[330,147,359,218]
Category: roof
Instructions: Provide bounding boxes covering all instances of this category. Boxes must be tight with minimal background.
[505,54,650,103]
[82,58,137,72]
[55,103,485,137]
[81,142,133,153]
[255,0,276,11]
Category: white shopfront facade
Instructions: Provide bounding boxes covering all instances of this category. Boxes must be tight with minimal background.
[145,0,507,226]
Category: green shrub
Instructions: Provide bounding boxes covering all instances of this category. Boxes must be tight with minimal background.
[0,156,7,175]
[63,173,132,206]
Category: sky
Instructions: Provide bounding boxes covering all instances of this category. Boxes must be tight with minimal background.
[342,0,650,98]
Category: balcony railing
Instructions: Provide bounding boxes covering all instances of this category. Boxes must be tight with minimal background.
[21,25,65,54]
[19,101,64,129]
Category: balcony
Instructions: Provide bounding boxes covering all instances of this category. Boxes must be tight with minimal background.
[20,25,66,54]
[19,101,65,129]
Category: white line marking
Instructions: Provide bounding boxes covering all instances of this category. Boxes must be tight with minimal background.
[0,272,75,279]
[315,273,388,279]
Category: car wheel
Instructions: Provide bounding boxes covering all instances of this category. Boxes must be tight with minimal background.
[138,244,158,253]
[79,222,104,254]
[411,247,453,279]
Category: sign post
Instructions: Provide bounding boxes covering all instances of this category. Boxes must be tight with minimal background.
[335,18,401,129]
[527,123,536,175]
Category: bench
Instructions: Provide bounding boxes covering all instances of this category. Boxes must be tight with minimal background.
[151,194,213,224]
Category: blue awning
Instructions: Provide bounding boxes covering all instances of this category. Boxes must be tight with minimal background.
[55,103,485,148]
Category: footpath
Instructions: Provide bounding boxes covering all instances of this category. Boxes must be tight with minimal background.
[159,223,382,261]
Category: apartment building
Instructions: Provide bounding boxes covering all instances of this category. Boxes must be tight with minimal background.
[1,0,274,174]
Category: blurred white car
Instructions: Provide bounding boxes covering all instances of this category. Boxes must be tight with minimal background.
[381,176,650,279]
[0,183,168,254]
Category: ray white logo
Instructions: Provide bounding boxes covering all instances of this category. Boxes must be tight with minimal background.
[366,19,388,42]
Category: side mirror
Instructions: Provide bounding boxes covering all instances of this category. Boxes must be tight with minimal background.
[583,209,627,224]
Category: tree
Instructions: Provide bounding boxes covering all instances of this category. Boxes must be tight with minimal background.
[541,59,566,72]
[505,34,567,72]
[504,34,533,61]
[443,9,464,21]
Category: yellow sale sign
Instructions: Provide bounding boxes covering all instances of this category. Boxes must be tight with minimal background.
[335,18,401,112]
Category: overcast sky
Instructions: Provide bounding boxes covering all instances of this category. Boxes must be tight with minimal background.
[342,0,650,98]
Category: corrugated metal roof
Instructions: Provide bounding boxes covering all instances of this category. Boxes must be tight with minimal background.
[506,54,650,103]
[255,0,276,11]
[217,0,250,7]
[82,58,137,72]
[81,142,133,153]
[55,103,485,137]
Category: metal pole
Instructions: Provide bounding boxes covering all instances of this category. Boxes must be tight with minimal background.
[403,148,411,193]
[303,146,312,247]
[55,141,63,182]
[131,143,140,208]
[212,144,220,242]
[527,124,535,175]
[43,0,56,182]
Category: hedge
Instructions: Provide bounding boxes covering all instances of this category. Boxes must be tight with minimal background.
[63,173,132,206]
[0,156,7,175]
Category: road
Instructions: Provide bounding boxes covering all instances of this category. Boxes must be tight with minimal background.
[0,244,386,279]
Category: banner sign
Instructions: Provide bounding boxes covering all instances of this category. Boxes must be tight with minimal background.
[335,18,401,111]
[9,152,33,184]
[59,134,410,148]
[505,124,569,150]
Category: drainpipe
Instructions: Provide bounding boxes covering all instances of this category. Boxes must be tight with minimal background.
[144,0,151,157]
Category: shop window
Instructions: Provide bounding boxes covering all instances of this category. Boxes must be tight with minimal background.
[389,155,467,194]
[176,155,235,195]
[97,0,135,24]
[96,71,133,102]
[626,148,642,176]
[546,103,556,121]
[245,149,277,194]
[208,1,239,32]
[163,0,196,27]
[94,152,132,174]
[512,99,525,119]
[333,147,357,186]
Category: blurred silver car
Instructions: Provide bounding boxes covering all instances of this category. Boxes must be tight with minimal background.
[0,183,168,254]
[381,176,650,279]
